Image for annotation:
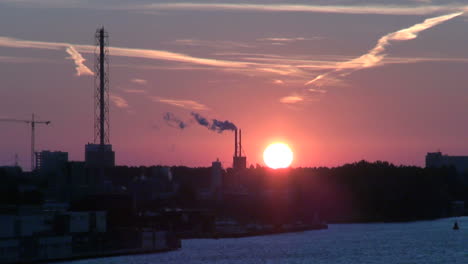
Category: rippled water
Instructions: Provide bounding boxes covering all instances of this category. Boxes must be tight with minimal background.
[61,217,467,264]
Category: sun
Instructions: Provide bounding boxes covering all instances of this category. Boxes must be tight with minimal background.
[263,142,293,169]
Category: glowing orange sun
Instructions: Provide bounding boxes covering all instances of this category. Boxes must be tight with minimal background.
[263,142,293,169]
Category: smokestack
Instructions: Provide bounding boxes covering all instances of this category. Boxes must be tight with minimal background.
[234,129,238,157]
[239,129,242,157]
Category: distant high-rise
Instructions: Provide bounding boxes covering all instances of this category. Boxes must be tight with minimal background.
[36,150,69,200]
[85,27,114,169]
[211,159,223,192]
[426,151,468,174]
[35,150,68,172]
[233,129,246,170]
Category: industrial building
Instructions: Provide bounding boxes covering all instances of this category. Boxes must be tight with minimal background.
[425,151,468,174]
[84,27,115,170]
[0,28,181,264]
[35,151,68,172]
[232,129,246,170]
[84,144,115,168]
[211,159,222,193]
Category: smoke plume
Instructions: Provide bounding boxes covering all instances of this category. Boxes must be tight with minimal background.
[191,112,237,133]
[211,119,237,132]
[163,112,187,129]
[191,112,210,127]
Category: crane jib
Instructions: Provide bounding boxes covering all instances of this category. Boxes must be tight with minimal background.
[0,115,51,171]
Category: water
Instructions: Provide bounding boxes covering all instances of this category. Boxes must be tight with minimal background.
[60,217,467,264]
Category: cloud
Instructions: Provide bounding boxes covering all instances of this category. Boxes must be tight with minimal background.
[412,0,432,3]
[65,45,93,76]
[274,11,465,105]
[4,1,468,17]
[0,36,248,68]
[150,96,210,110]
[131,78,147,85]
[0,14,465,87]
[163,112,187,129]
[280,96,304,104]
[131,3,468,16]
[0,36,94,76]
[108,45,249,68]
[257,37,321,43]
[173,38,254,49]
[273,79,284,85]
[0,55,53,64]
[123,88,147,94]
[309,88,327,94]
[0,35,293,77]
[0,36,65,50]
[305,12,463,87]
[110,94,129,108]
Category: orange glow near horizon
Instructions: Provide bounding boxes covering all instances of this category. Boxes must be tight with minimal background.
[263,142,294,169]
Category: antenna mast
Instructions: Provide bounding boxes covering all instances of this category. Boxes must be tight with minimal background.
[94,27,110,145]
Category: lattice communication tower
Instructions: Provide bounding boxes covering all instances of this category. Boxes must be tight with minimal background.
[94,27,110,145]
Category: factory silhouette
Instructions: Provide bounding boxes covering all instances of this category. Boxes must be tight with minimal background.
[0,28,467,263]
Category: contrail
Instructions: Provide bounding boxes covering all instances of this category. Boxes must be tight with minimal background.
[128,3,468,16]
[0,36,248,68]
[163,112,187,129]
[65,45,93,76]
[305,12,463,86]
[0,36,307,78]
[4,1,468,16]
[0,36,94,76]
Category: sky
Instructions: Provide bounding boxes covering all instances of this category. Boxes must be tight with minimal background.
[1,0,468,170]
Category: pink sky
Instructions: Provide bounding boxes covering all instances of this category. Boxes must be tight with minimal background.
[1,0,468,170]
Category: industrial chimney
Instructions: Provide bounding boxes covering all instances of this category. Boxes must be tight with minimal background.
[233,129,246,170]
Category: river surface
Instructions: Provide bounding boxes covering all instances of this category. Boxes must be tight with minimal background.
[59,217,467,264]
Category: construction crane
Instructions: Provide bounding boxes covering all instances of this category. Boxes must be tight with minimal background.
[0,114,50,171]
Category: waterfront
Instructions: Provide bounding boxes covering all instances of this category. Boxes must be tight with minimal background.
[58,217,467,264]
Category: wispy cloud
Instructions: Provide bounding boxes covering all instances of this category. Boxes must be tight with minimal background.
[173,39,254,49]
[130,3,468,16]
[257,37,321,43]
[280,96,304,104]
[0,55,53,64]
[123,88,147,94]
[0,35,304,77]
[131,78,147,85]
[108,45,249,68]
[0,36,250,69]
[309,88,327,94]
[0,36,66,50]
[0,36,94,76]
[412,0,432,3]
[150,96,210,111]
[4,1,467,16]
[65,45,93,76]
[305,11,463,86]
[110,94,129,108]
